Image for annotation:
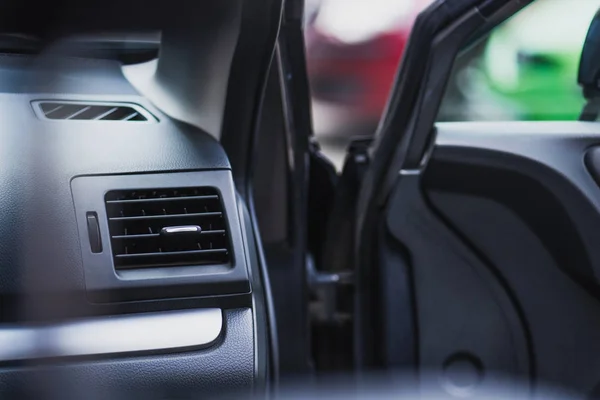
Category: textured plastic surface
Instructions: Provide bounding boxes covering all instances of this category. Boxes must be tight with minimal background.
[237,195,272,387]
[71,172,249,302]
[385,175,530,395]
[0,55,230,300]
[0,1,274,393]
[418,120,600,394]
[434,121,600,287]
[0,308,223,361]
[0,309,255,400]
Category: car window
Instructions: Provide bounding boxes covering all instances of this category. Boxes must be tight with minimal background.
[438,0,600,122]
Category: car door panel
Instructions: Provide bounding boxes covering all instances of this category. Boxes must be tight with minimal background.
[431,121,600,289]
[344,0,600,396]
[384,121,600,393]
[385,175,531,385]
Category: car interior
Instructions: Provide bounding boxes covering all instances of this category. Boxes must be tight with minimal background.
[2,0,600,398]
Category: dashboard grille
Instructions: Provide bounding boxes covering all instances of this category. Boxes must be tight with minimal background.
[35,101,152,121]
[105,187,230,270]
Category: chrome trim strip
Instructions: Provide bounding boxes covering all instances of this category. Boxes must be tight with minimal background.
[0,308,222,361]
[161,225,202,235]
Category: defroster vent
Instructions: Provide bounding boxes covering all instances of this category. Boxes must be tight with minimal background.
[105,187,230,270]
[34,101,155,121]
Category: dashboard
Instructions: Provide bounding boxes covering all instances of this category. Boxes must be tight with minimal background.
[0,54,267,398]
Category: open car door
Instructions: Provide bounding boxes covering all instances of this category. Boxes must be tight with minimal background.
[339,0,600,396]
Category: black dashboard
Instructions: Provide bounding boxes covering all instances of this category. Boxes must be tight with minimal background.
[0,54,266,398]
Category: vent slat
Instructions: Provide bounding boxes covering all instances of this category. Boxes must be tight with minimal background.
[105,187,230,270]
[65,106,92,120]
[112,233,160,239]
[122,112,140,121]
[35,101,152,122]
[93,107,119,120]
[115,249,228,258]
[92,107,119,121]
[112,230,225,240]
[44,105,64,115]
[109,212,222,221]
[106,195,219,204]
[113,249,229,270]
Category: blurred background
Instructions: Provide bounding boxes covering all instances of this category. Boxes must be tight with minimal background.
[304,0,600,169]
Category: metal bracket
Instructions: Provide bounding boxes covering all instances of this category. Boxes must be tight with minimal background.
[307,254,354,324]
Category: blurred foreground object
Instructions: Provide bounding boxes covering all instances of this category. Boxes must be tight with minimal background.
[305,0,433,137]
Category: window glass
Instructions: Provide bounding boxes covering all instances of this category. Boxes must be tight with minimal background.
[439,0,600,122]
[304,0,600,169]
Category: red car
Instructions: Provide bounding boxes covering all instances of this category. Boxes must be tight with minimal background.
[305,0,433,136]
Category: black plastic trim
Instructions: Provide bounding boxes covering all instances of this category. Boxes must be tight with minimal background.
[427,149,595,290]
[433,121,600,291]
[237,194,272,393]
[71,171,250,303]
[221,0,283,190]
[86,212,102,254]
[385,175,531,390]
[0,309,255,399]
[246,61,282,384]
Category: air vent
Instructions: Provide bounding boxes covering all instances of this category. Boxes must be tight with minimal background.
[105,187,230,270]
[33,101,155,122]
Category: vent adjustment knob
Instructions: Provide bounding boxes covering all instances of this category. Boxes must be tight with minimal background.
[86,212,103,253]
[160,226,202,237]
